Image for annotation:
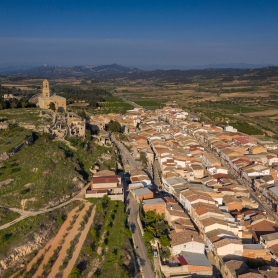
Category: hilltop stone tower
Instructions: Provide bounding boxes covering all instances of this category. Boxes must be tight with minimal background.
[42,79,50,98]
[37,79,67,112]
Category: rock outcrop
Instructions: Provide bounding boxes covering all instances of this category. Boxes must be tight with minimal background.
[0,231,48,274]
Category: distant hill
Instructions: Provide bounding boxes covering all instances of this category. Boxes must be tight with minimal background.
[2,63,278,82]
[1,64,143,79]
[128,66,278,83]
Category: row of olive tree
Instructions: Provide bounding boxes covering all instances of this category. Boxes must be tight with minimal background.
[0,98,31,110]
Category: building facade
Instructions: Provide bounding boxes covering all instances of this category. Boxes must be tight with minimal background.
[37,79,67,112]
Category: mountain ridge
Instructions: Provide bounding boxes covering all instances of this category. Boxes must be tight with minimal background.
[2,64,278,82]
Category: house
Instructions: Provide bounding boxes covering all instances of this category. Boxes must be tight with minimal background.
[249,146,267,155]
[238,273,264,278]
[162,177,187,194]
[179,190,216,215]
[128,182,144,191]
[223,125,238,133]
[266,186,278,212]
[213,238,243,257]
[199,217,229,234]
[170,217,196,233]
[223,195,243,212]
[164,204,189,223]
[191,202,224,227]
[223,260,249,278]
[260,232,278,248]
[129,169,152,187]
[179,251,212,272]
[247,218,278,243]
[160,252,212,277]
[85,175,123,201]
[190,164,205,179]
[169,230,204,255]
[132,187,154,202]
[143,198,166,214]
[204,229,238,252]
[242,244,271,262]
[202,151,221,168]
[261,142,278,150]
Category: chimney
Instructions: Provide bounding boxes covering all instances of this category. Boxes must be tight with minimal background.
[191,235,194,241]
[171,205,173,210]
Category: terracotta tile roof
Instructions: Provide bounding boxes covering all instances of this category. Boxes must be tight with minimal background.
[213,173,230,179]
[186,194,214,203]
[238,272,263,278]
[249,219,278,232]
[164,197,177,204]
[171,217,195,229]
[225,260,249,276]
[213,238,242,248]
[223,195,242,204]
[206,229,236,239]
[92,175,120,183]
[166,207,188,218]
[169,230,203,246]
[200,217,227,227]
[191,202,222,216]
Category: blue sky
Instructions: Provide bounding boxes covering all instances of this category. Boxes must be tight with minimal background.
[0,0,278,69]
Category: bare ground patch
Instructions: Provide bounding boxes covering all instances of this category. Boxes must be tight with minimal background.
[244,109,278,117]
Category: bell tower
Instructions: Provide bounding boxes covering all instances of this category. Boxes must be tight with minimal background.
[42,79,50,98]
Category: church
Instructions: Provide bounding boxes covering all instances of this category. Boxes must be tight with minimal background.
[37,79,67,112]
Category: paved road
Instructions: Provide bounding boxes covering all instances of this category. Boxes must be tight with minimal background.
[128,194,154,278]
[120,97,142,108]
[110,134,140,171]
[111,134,154,278]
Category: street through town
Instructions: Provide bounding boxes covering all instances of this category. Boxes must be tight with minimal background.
[110,133,155,278]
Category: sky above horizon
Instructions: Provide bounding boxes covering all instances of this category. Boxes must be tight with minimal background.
[1,0,278,69]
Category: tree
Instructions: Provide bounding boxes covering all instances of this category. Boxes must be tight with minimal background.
[107,120,121,133]
[68,267,80,278]
[48,102,56,111]
[78,110,86,119]
[159,235,171,247]
[21,98,29,108]
[160,246,171,260]
[10,99,18,109]
[142,210,169,238]
[0,100,6,110]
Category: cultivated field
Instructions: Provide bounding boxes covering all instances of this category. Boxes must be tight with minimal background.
[244,109,278,117]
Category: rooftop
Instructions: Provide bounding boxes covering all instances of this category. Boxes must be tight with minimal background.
[260,231,278,241]
[243,244,264,250]
[180,251,211,266]
[170,230,202,246]
[269,186,278,197]
[213,238,242,248]
[133,187,153,196]
[143,198,165,205]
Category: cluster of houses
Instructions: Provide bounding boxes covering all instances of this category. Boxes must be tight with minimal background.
[88,106,278,277]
